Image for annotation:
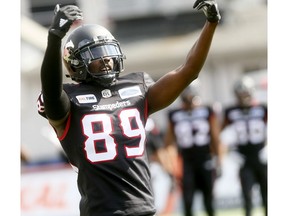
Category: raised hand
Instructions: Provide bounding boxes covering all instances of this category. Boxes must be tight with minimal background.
[49,4,83,38]
[193,0,221,23]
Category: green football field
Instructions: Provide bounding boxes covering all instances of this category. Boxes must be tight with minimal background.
[164,207,264,216]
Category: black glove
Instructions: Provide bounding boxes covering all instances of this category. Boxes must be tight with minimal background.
[49,4,83,38]
[193,0,221,23]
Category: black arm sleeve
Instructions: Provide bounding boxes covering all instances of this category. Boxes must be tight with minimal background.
[40,33,70,120]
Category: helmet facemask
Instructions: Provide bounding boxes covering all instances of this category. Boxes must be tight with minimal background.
[78,41,124,86]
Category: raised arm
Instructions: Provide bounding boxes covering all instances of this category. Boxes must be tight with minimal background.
[40,4,82,135]
[147,0,221,115]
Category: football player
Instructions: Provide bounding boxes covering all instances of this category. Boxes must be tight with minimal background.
[164,81,223,216]
[145,118,173,215]
[221,76,267,216]
[37,1,221,215]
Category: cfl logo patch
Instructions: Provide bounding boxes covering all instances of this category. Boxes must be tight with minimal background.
[101,89,112,98]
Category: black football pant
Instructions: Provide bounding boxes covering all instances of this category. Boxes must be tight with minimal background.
[239,163,267,216]
[182,163,215,216]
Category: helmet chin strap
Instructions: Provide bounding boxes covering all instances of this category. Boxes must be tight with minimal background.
[86,57,118,87]
[94,74,116,87]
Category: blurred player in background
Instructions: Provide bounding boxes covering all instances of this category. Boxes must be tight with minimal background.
[164,81,223,216]
[145,118,173,215]
[221,76,267,216]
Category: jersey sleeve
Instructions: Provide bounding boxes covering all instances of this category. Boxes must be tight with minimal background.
[36,92,48,119]
[143,72,155,89]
